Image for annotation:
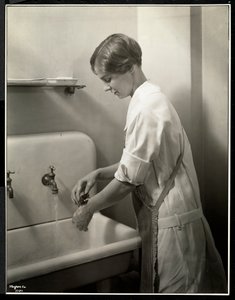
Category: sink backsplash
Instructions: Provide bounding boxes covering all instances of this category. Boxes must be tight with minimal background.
[7,131,96,229]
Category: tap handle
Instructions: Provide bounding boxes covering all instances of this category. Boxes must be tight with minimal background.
[7,170,15,183]
[7,170,15,177]
[49,165,55,172]
[49,165,56,173]
[48,165,56,177]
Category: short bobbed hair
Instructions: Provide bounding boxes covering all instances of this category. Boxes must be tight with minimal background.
[90,33,142,75]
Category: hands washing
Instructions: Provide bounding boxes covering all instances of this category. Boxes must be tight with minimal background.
[71,192,93,231]
[72,201,93,232]
[71,170,98,205]
[71,170,98,231]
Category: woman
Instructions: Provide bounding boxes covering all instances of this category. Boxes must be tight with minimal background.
[71,33,226,293]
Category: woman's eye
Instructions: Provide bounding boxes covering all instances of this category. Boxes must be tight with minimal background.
[104,77,111,83]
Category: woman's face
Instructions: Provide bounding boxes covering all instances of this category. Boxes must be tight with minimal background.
[94,65,134,99]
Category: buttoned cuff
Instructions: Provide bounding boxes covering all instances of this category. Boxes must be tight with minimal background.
[114,149,151,185]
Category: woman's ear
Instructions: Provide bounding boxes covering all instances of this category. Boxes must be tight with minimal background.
[129,65,135,73]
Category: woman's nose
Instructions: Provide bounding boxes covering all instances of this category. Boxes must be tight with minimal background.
[104,84,112,92]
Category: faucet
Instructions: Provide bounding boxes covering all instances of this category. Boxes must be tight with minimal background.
[7,170,15,199]
[42,166,59,194]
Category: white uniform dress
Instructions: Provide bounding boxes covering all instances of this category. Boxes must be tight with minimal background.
[114,81,227,293]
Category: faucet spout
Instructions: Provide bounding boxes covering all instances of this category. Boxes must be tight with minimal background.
[51,180,59,194]
[7,186,14,198]
[42,166,59,194]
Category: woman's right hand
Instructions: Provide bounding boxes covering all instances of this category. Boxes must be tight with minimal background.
[71,169,99,206]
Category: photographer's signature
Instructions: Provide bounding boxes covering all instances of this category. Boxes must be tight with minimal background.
[9,284,26,292]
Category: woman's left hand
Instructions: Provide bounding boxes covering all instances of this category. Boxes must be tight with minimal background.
[72,204,93,231]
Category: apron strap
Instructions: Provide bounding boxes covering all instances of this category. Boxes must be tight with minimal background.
[154,127,185,211]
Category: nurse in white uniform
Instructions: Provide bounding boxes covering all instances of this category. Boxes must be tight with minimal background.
[71,33,227,293]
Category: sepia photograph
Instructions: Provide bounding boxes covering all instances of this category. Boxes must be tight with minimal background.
[4,1,230,295]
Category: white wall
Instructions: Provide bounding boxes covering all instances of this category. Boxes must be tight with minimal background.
[7,5,138,227]
[137,6,191,138]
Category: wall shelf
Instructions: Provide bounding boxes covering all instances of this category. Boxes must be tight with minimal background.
[7,78,86,94]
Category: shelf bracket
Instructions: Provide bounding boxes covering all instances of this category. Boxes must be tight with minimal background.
[64,85,86,95]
